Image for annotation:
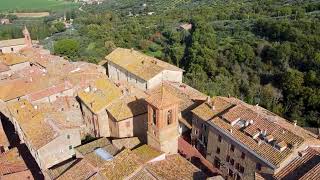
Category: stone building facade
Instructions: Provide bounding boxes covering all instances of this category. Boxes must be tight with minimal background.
[105,48,183,90]
[0,26,32,54]
[191,96,320,180]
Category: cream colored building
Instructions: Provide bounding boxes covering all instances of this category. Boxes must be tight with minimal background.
[7,100,81,170]
[191,96,320,180]
[103,48,184,90]
[0,26,32,54]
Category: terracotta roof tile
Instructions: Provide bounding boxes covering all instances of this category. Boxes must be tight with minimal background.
[101,149,143,180]
[105,48,183,81]
[0,53,28,66]
[0,148,29,176]
[193,96,313,167]
[274,147,320,180]
[107,95,147,121]
[0,38,25,48]
[145,154,206,180]
[7,100,57,150]
[56,159,97,180]
[145,85,180,109]
[78,78,122,113]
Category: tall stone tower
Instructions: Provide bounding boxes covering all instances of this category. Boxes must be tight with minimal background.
[22,26,32,48]
[145,85,180,154]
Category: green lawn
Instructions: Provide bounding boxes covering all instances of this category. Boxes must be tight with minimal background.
[0,0,79,12]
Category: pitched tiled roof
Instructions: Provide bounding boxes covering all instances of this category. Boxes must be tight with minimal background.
[191,97,234,121]
[76,138,118,156]
[78,78,122,113]
[145,154,207,180]
[0,62,9,73]
[0,148,29,176]
[7,99,57,150]
[105,48,183,81]
[145,85,180,109]
[132,145,163,163]
[101,149,143,180]
[0,38,25,48]
[56,159,97,180]
[0,53,28,66]
[274,147,320,180]
[112,137,141,150]
[193,96,318,167]
[107,95,147,121]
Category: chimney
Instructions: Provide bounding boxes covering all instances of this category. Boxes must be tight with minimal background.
[293,120,297,128]
[206,96,211,103]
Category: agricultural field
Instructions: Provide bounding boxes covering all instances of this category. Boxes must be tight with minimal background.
[0,0,79,13]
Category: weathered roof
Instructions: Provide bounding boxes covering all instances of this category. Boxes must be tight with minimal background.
[0,62,10,73]
[112,137,141,150]
[56,159,97,180]
[192,96,319,167]
[0,53,28,66]
[7,99,57,150]
[0,148,29,176]
[0,76,64,102]
[191,96,234,121]
[144,154,206,180]
[78,78,122,113]
[274,147,320,180]
[145,85,180,109]
[46,158,79,180]
[132,145,163,163]
[0,38,25,48]
[76,137,118,156]
[107,95,147,121]
[105,48,183,81]
[101,149,143,180]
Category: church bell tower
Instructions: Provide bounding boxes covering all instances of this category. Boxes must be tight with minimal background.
[145,85,180,154]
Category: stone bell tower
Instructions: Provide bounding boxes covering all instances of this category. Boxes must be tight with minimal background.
[145,85,180,154]
[22,26,32,48]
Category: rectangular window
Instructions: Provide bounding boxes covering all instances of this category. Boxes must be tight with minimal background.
[256,163,262,171]
[167,110,173,125]
[216,147,220,154]
[231,144,235,152]
[67,135,70,139]
[11,48,14,52]
[235,163,240,170]
[226,155,230,162]
[214,157,221,169]
[230,158,234,165]
[152,108,157,125]
[240,166,245,173]
[218,135,222,142]
[241,152,245,159]
[69,145,72,150]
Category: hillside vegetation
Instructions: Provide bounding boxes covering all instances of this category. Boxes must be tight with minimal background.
[0,0,78,12]
[1,0,320,128]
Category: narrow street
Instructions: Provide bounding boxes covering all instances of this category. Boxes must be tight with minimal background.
[1,113,44,180]
[178,137,221,177]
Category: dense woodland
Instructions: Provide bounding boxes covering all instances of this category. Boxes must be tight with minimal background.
[0,0,320,127]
